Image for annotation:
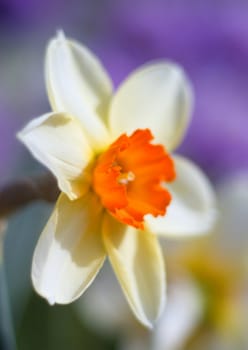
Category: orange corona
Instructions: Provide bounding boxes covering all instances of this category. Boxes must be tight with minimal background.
[93,129,176,229]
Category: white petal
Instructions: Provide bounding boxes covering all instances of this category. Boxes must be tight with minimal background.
[217,173,248,253]
[110,62,193,151]
[32,193,106,304]
[18,112,93,200]
[102,214,165,328]
[146,156,217,237]
[46,31,112,150]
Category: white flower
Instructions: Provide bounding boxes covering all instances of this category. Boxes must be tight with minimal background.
[18,31,217,328]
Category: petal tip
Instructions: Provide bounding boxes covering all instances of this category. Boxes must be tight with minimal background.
[47,29,67,52]
[56,29,66,41]
[47,296,56,306]
[131,292,165,329]
[16,130,24,143]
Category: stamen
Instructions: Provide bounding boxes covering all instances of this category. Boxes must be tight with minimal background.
[118,171,135,185]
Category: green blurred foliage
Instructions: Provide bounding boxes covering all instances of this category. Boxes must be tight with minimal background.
[17,293,117,350]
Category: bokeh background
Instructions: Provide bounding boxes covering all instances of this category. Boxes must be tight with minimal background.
[0,0,248,349]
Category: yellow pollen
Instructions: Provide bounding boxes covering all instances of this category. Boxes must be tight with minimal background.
[118,171,135,185]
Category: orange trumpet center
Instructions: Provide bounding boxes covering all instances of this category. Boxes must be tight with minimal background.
[93,129,176,229]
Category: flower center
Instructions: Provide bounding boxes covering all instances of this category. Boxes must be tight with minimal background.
[92,129,176,229]
[118,171,135,185]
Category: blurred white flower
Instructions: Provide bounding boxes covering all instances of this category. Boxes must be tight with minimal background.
[166,172,248,349]
[77,264,203,350]
[152,280,203,350]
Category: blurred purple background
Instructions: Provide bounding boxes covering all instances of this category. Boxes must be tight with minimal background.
[96,0,248,181]
[1,0,248,182]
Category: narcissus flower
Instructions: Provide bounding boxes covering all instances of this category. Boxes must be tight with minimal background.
[18,32,217,327]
